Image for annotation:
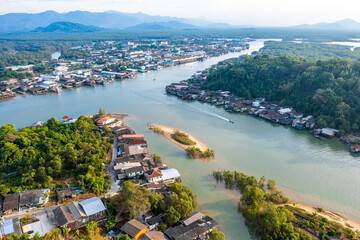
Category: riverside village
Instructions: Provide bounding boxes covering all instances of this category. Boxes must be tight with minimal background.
[0,112,220,240]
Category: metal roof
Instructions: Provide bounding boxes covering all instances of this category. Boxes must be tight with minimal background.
[79,197,106,216]
[161,168,181,181]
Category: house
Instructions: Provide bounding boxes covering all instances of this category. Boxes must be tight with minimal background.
[321,128,339,138]
[305,117,316,129]
[181,212,204,226]
[164,215,218,240]
[278,108,292,115]
[2,193,20,214]
[120,219,148,240]
[96,117,116,126]
[128,145,147,155]
[145,215,164,230]
[0,218,22,237]
[146,169,163,183]
[56,189,80,202]
[78,197,107,221]
[19,189,50,209]
[140,231,167,240]
[53,197,106,228]
[125,166,145,178]
[350,144,360,153]
[53,205,75,228]
[160,168,181,182]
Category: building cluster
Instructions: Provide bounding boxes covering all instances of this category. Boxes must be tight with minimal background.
[0,38,249,100]
[0,196,107,238]
[1,189,50,214]
[0,114,220,239]
[166,72,340,139]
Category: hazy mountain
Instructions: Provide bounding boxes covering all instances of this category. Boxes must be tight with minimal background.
[127,21,197,31]
[0,10,211,33]
[32,21,103,33]
[295,18,360,30]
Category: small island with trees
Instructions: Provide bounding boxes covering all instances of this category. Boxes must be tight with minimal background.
[150,124,215,159]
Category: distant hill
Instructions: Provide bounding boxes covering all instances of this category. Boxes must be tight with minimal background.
[295,18,360,30]
[0,10,212,33]
[127,21,197,31]
[32,21,103,33]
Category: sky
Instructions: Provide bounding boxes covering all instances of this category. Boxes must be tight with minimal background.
[1,0,360,26]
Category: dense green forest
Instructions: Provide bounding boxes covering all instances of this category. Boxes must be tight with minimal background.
[205,55,360,133]
[0,116,112,194]
[213,170,359,240]
[259,41,360,60]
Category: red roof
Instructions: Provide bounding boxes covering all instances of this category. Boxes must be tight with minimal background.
[129,140,147,146]
[122,134,145,139]
[63,115,70,120]
[148,168,163,179]
[352,144,360,149]
[97,118,108,124]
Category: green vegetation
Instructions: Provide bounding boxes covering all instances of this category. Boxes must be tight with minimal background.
[259,41,360,60]
[186,146,215,158]
[164,182,197,226]
[208,229,226,240]
[212,170,359,240]
[205,55,360,133]
[114,181,151,218]
[171,130,196,145]
[0,69,33,82]
[0,116,112,194]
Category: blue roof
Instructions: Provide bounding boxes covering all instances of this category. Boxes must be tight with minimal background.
[1,219,14,236]
[79,197,106,216]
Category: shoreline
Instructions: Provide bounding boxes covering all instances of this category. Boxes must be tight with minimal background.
[283,202,360,232]
[150,124,208,152]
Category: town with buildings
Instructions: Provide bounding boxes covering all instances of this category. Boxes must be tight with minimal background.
[0,38,249,100]
[0,113,220,239]
[165,67,344,141]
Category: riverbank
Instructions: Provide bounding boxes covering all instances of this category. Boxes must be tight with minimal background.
[285,202,360,233]
[150,124,208,152]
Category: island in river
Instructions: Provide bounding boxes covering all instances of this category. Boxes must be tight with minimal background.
[150,124,215,158]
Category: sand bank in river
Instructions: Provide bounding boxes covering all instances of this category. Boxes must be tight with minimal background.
[283,202,360,232]
[150,124,208,152]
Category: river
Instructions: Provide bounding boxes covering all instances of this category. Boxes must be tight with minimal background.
[1,39,360,240]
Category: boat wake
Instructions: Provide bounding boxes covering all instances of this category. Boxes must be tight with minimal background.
[131,91,234,123]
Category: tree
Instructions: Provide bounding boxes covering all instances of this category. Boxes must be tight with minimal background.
[164,206,181,226]
[115,235,131,240]
[267,179,277,190]
[0,184,10,197]
[150,192,165,214]
[208,229,226,240]
[115,181,150,218]
[43,228,64,240]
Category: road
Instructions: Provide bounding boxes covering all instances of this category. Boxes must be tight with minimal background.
[108,136,120,196]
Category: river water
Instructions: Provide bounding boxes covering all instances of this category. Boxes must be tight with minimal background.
[1,39,360,240]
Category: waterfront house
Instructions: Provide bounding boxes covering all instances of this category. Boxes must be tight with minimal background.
[56,188,80,202]
[350,144,360,153]
[321,128,339,138]
[160,168,181,182]
[164,215,218,240]
[121,219,148,240]
[146,168,163,183]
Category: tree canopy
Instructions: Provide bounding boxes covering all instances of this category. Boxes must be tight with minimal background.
[205,55,360,133]
[0,116,112,194]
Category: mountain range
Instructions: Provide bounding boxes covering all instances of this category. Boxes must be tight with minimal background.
[0,10,210,33]
[1,10,360,33]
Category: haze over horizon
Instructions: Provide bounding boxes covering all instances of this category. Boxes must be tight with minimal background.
[1,0,359,27]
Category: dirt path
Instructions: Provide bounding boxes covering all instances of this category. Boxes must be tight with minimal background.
[150,124,208,152]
